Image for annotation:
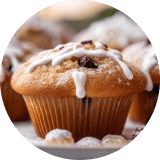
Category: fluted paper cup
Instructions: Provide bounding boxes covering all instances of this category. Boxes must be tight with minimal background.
[23,94,134,141]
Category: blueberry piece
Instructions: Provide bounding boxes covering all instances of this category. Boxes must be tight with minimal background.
[78,55,98,69]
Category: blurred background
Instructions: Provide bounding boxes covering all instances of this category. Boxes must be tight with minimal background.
[38,0,116,32]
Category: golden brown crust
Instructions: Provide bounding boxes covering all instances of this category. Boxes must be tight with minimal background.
[11,43,147,97]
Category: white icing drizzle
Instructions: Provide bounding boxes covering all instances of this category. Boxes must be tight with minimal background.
[74,12,147,50]
[94,41,105,49]
[27,42,134,99]
[142,47,157,91]
[27,42,133,80]
[123,41,158,92]
[72,71,86,98]
[0,36,40,83]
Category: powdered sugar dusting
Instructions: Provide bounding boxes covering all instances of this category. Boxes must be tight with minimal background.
[108,70,113,74]
[56,71,71,86]
[45,129,74,146]
[118,78,122,83]
[123,41,158,91]
[74,12,147,50]
[49,76,54,84]
[27,42,133,80]
[74,137,102,148]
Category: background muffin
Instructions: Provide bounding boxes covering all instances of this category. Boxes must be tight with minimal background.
[73,12,148,51]
[11,41,147,141]
[122,40,159,124]
[15,14,75,50]
[1,12,75,122]
[0,37,39,121]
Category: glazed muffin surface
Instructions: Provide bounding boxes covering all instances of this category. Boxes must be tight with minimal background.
[11,41,147,98]
[122,40,160,85]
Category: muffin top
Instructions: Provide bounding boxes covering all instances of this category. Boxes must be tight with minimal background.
[73,12,147,51]
[0,37,39,83]
[11,41,147,98]
[122,40,160,91]
[15,15,74,50]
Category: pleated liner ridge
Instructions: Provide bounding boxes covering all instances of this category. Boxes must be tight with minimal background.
[23,94,134,142]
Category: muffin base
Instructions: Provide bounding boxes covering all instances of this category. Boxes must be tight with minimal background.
[23,95,134,142]
[128,85,159,124]
[1,81,29,121]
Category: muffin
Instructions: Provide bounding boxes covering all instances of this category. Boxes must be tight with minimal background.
[11,41,147,141]
[15,14,74,50]
[73,12,147,51]
[122,40,160,124]
[0,37,39,121]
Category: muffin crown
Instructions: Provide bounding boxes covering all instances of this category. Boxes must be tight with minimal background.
[122,40,160,91]
[11,41,147,98]
[0,37,39,83]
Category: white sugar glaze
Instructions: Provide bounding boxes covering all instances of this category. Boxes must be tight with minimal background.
[27,42,134,99]
[27,42,133,80]
[0,39,22,82]
[123,41,158,92]
[142,47,157,91]
[74,12,147,50]
[72,71,86,98]
[0,37,39,83]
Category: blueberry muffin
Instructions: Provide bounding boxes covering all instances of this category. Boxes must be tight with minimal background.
[11,41,147,141]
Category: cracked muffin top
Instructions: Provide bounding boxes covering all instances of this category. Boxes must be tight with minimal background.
[11,41,147,98]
